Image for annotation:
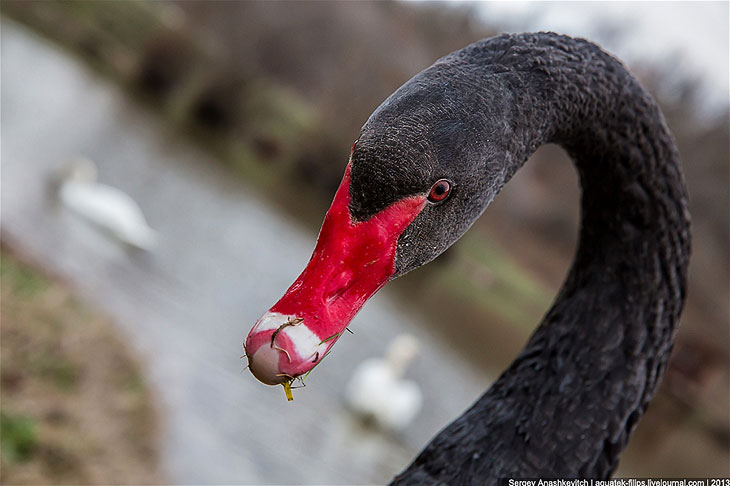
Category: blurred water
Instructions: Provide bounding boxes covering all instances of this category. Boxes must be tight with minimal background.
[1,20,490,484]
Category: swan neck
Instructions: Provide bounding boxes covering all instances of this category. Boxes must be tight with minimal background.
[502,35,690,474]
[394,33,691,482]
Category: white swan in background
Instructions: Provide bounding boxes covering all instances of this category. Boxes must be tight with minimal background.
[52,157,157,251]
[344,334,423,432]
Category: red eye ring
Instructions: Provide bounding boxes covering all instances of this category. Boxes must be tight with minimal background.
[428,179,452,203]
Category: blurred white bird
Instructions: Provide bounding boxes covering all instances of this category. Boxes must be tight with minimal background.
[344,334,423,432]
[52,157,157,251]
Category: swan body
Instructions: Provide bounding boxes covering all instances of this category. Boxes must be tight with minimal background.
[245,33,690,483]
[345,334,422,431]
[54,158,157,251]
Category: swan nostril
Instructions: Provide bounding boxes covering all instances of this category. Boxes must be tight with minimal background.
[324,270,356,304]
[325,286,351,304]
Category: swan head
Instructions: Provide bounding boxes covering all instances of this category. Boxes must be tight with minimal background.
[54,157,99,185]
[246,62,503,392]
[244,126,477,391]
[384,334,420,378]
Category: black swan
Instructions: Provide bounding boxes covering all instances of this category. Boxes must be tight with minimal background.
[245,32,690,481]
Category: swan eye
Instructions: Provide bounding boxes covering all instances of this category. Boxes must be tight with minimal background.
[428,179,452,203]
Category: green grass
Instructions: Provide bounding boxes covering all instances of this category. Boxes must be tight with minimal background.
[0,249,162,483]
[0,256,50,298]
[36,357,79,390]
[0,412,38,463]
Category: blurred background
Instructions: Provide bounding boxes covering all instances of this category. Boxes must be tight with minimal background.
[1,1,728,483]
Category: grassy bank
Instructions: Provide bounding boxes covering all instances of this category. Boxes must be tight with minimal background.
[0,248,163,484]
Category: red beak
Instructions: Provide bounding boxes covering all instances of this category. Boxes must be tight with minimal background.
[245,164,426,385]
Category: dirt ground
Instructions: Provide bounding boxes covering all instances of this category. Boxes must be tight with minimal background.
[0,247,164,485]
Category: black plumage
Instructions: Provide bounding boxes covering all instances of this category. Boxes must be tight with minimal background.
[347,32,690,483]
